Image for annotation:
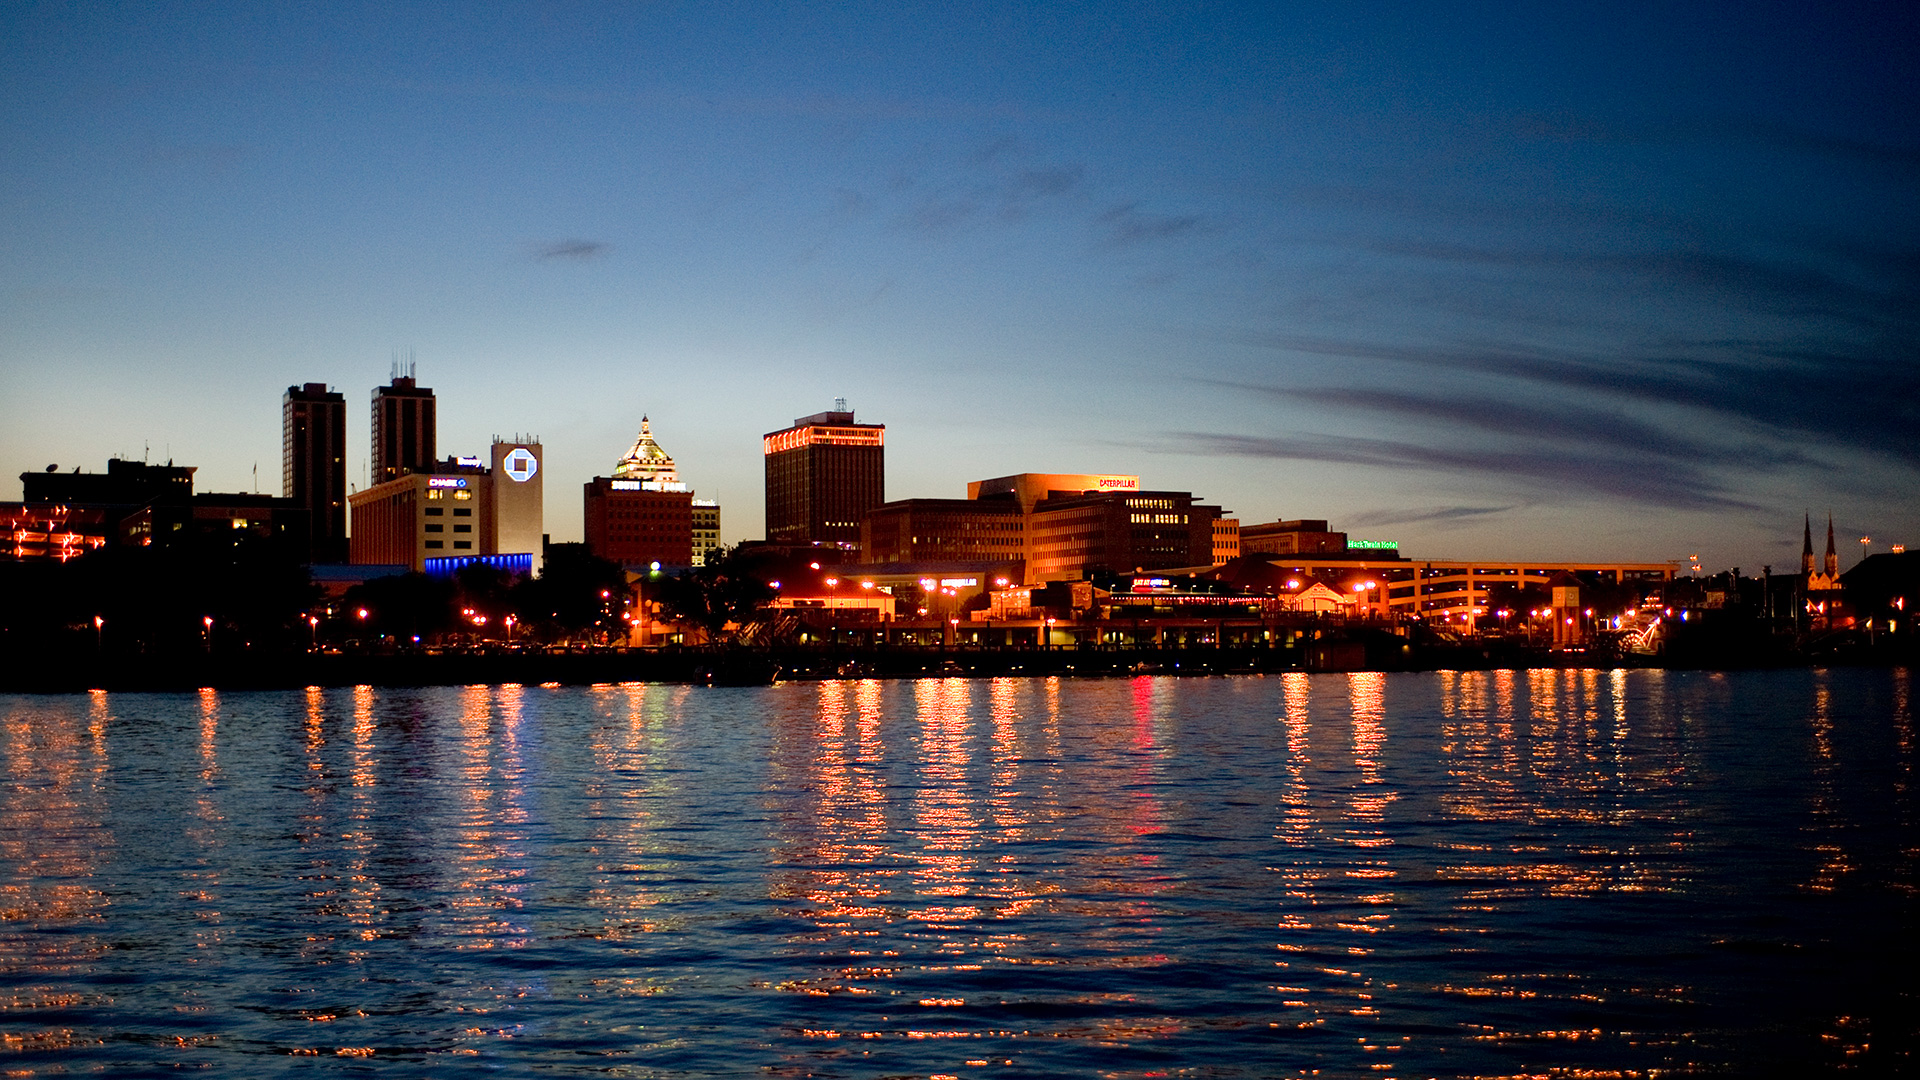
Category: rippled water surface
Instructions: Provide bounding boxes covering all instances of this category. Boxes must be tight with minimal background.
[0,669,1913,1077]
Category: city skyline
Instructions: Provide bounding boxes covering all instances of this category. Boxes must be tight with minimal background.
[3,3,1915,572]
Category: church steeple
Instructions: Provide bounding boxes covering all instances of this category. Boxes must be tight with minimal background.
[1802,513,1815,577]
[1824,512,1839,579]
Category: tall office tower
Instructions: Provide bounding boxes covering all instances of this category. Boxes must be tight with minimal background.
[763,406,884,546]
[282,382,347,562]
[490,437,545,575]
[371,372,436,483]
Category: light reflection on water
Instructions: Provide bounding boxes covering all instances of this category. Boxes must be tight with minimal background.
[0,669,1911,1076]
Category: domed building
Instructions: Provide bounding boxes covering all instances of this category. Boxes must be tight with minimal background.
[584,417,721,569]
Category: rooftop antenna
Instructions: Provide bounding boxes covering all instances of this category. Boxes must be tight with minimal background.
[252,462,259,493]
[835,396,848,412]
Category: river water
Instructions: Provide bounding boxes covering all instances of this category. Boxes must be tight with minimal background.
[0,669,1912,1077]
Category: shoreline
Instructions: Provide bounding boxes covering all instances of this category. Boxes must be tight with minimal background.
[3,640,1910,694]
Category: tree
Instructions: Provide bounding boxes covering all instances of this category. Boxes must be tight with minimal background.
[340,573,456,644]
[652,546,776,644]
[510,543,627,642]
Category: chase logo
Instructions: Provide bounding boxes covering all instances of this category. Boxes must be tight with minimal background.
[503,448,539,483]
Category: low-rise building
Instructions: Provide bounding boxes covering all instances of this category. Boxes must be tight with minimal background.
[1026,489,1222,582]
[861,498,1025,566]
[692,500,721,566]
[1240,519,1349,556]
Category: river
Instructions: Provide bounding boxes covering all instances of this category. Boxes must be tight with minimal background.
[0,668,1911,1076]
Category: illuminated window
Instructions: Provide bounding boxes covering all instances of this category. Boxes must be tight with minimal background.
[453,489,472,501]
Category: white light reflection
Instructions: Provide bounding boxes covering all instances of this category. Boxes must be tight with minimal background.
[448,686,534,949]
[1269,673,1399,1065]
[0,695,114,1009]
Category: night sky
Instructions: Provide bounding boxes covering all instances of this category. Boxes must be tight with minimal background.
[4,2,1914,572]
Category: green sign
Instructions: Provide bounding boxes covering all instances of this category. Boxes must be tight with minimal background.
[1348,539,1398,550]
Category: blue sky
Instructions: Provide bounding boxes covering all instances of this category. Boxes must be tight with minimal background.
[3,2,1914,571]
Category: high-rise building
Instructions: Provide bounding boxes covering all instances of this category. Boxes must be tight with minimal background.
[490,437,544,576]
[371,373,436,483]
[283,382,346,562]
[584,418,699,569]
[763,407,884,547]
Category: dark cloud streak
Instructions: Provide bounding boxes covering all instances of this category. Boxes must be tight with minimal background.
[532,239,610,261]
[1343,504,1520,528]
[1178,430,1760,512]
[1239,334,1920,469]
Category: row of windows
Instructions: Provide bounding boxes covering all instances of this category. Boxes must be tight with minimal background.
[423,524,473,533]
[422,507,472,517]
[424,540,473,550]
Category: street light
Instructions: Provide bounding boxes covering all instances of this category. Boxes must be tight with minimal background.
[308,615,319,652]
[203,615,214,655]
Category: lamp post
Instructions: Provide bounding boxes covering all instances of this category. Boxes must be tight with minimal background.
[202,615,214,655]
[93,615,103,653]
[308,615,319,652]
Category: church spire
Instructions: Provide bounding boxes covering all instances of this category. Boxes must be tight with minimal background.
[1825,512,1839,579]
[1802,513,1814,577]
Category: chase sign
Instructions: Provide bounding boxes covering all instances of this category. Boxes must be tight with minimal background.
[503,448,539,483]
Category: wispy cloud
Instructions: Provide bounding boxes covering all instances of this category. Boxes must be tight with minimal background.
[1364,239,1919,331]
[1176,430,1761,512]
[532,239,610,261]
[890,141,1084,235]
[1344,504,1520,528]
[1222,382,1814,471]
[1235,334,1920,470]
[1098,203,1204,245]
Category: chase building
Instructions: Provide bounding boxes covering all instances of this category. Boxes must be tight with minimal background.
[348,439,544,576]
